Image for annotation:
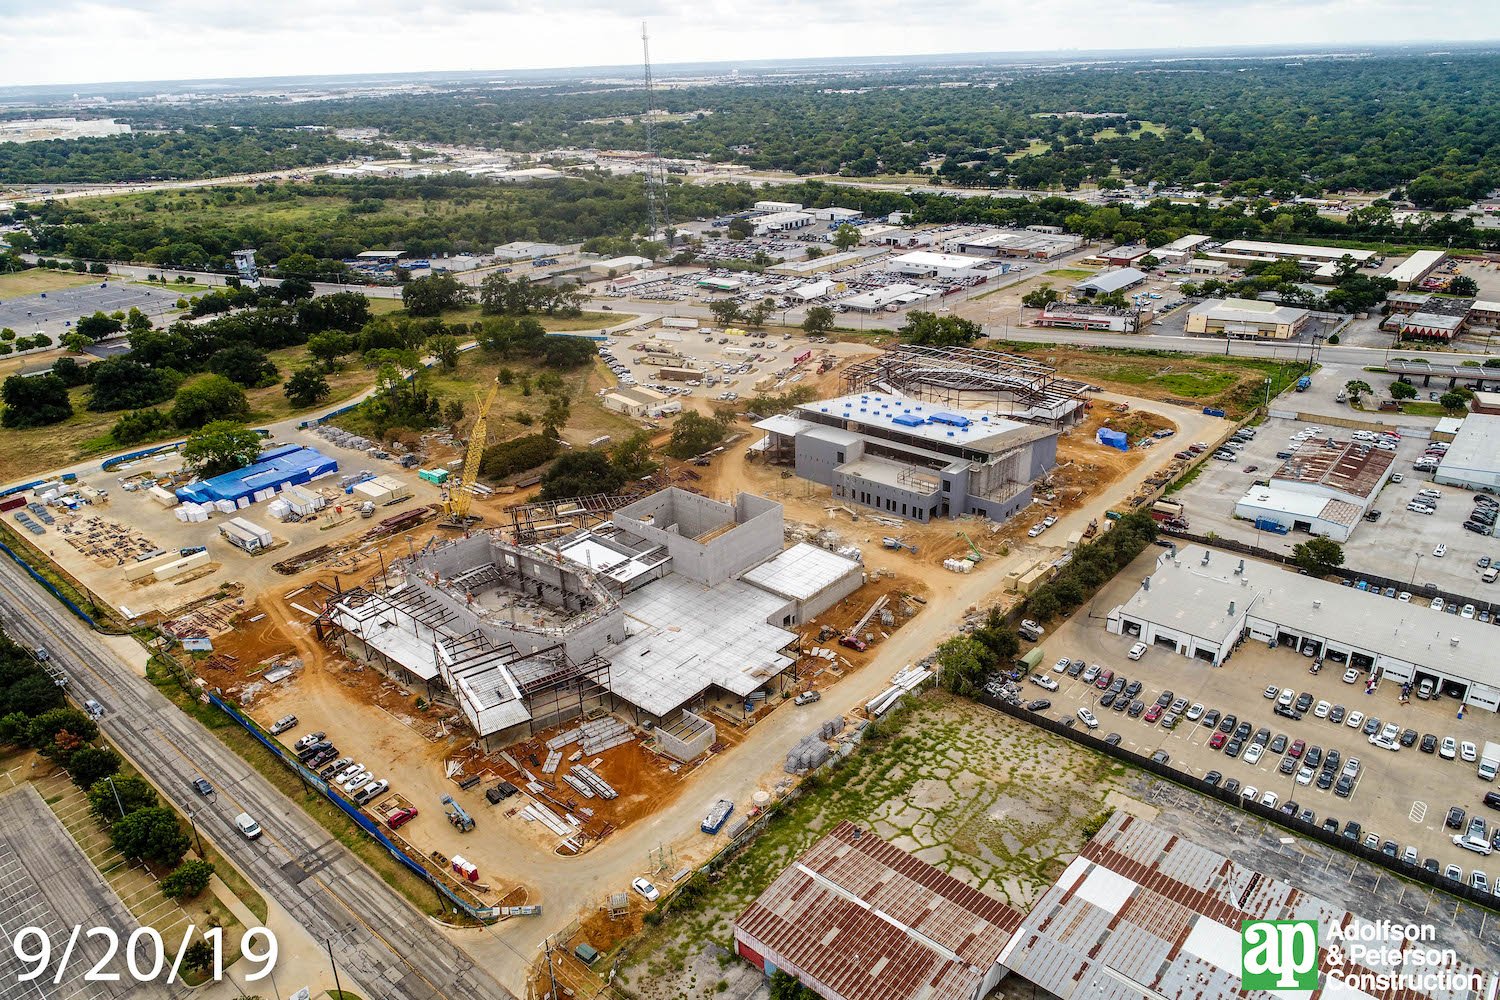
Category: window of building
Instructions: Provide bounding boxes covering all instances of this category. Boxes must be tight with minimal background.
[901,503,907,516]
[942,481,951,492]
[836,451,844,463]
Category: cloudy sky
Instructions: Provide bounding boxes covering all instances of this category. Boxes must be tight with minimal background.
[6,0,1495,88]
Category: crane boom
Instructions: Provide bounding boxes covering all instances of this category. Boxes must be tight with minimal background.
[447,381,499,526]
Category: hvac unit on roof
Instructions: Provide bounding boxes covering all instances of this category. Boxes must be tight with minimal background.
[1228,601,1235,617]
[1451,637,1460,647]
[1235,559,1245,575]
[1201,551,1211,565]
[1313,600,1322,610]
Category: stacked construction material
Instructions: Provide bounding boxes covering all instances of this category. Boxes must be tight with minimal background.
[571,764,617,800]
[580,717,633,755]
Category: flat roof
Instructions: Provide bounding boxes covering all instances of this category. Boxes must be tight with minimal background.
[1118,545,1500,683]
[1161,234,1210,252]
[1271,438,1394,499]
[951,230,1078,251]
[837,457,940,493]
[556,534,666,585]
[1403,312,1466,332]
[329,587,442,681]
[1102,245,1149,259]
[889,250,993,269]
[741,542,861,602]
[607,575,797,717]
[1437,413,1500,477]
[1000,811,1483,1000]
[1074,267,1147,293]
[1221,239,1377,262]
[753,413,816,438]
[1237,485,1360,526]
[1189,297,1309,324]
[736,822,1023,1000]
[799,392,1034,453]
[1388,249,1448,284]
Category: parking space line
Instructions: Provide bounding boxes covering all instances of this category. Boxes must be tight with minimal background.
[1411,801,1428,823]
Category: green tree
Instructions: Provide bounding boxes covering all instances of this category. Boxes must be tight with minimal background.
[110,807,190,868]
[898,311,982,346]
[181,421,262,477]
[283,368,330,407]
[88,775,157,823]
[746,298,775,329]
[1021,284,1062,309]
[802,305,835,337]
[160,860,215,900]
[1291,537,1345,577]
[401,273,473,317]
[111,409,172,444]
[769,970,820,1000]
[207,344,279,388]
[665,411,730,459]
[27,708,98,760]
[541,393,571,433]
[87,357,176,412]
[936,635,990,698]
[708,300,742,327]
[1449,275,1479,297]
[1439,390,1468,414]
[427,335,461,371]
[1343,379,1372,405]
[539,451,626,500]
[171,375,248,428]
[1,373,73,428]
[1388,380,1418,400]
[76,311,124,340]
[831,224,861,251]
[305,331,353,370]
[68,746,122,789]
[479,433,561,479]
[611,431,658,479]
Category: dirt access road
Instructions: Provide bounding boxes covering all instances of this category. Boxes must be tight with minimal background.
[442,397,1232,996]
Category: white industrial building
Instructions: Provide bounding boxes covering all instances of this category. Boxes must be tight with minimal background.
[751,211,815,236]
[945,229,1082,259]
[1073,267,1147,296]
[811,206,861,222]
[840,283,939,311]
[1387,249,1448,289]
[1435,413,1500,492]
[1206,239,1376,281]
[887,251,1001,280]
[494,241,565,261]
[1185,297,1310,340]
[754,200,802,214]
[1232,437,1394,539]
[1145,233,1209,264]
[1108,544,1500,710]
[602,385,677,418]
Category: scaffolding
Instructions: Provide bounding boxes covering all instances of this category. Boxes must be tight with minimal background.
[840,344,1093,425]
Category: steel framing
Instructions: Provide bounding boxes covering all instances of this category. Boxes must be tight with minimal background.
[840,345,1092,423]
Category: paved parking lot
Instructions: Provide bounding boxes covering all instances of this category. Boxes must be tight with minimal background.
[1037,553,1500,881]
[0,280,183,337]
[1172,414,1500,606]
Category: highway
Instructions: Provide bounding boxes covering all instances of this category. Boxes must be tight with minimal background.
[0,554,515,1000]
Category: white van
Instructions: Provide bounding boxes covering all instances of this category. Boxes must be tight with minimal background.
[1484,567,1499,584]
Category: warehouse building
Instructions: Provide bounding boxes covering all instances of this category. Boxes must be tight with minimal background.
[769,252,864,277]
[944,229,1082,259]
[888,251,1003,280]
[841,283,939,312]
[1109,543,1500,709]
[1073,267,1147,297]
[811,206,861,222]
[753,392,1059,524]
[754,200,802,214]
[602,385,676,418]
[1399,311,1467,342]
[734,821,1023,1000]
[1232,436,1394,539]
[494,241,565,261]
[1207,239,1376,281]
[1435,413,1500,492]
[1146,233,1210,264]
[1187,258,1229,276]
[1388,248,1448,289]
[176,445,338,505]
[1185,297,1310,340]
[751,211,815,236]
[1002,811,1487,1000]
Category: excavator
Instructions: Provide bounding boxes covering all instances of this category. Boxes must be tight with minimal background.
[439,380,499,531]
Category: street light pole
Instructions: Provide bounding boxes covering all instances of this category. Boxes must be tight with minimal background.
[186,809,204,858]
[1410,552,1424,590]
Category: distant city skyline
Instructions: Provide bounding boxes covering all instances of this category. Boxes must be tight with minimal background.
[6,0,1499,89]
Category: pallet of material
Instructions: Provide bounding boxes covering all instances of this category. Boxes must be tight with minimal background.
[545,728,581,751]
[580,717,634,755]
[541,750,562,774]
[562,773,596,799]
[571,764,618,800]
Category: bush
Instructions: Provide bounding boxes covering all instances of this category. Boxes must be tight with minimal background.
[160,860,215,900]
[479,434,561,479]
[111,409,172,445]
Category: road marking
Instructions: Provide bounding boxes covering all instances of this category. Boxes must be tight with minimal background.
[1410,801,1428,823]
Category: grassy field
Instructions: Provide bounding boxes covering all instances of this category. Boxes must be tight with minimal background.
[614,693,1124,1000]
[1005,138,1054,161]
[1043,268,1096,280]
[0,269,98,298]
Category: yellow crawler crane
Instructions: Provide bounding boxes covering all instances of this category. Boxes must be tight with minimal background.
[442,380,499,530]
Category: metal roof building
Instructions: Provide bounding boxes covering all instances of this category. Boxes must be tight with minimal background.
[1000,811,1487,1000]
[1435,413,1500,492]
[1073,267,1147,295]
[1185,297,1311,340]
[1388,249,1448,289]
[175,445,338,504]
[734,821,1023,1000]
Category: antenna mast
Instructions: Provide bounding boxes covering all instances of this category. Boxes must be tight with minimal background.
[641,21,672,244]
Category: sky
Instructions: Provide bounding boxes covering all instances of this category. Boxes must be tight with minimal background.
[7,0,1498,88]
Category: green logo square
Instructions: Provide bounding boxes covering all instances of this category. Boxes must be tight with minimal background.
[1242,919,1319,990]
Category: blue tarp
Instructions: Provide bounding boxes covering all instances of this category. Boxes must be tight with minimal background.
[1096,428,1130,452]
[176,445,339,504]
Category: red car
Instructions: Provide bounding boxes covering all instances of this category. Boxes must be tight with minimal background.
[385,807,419,830]
[838,635,868,652]
[1095,669,1115,690]
[1209,731,1227,750]
[1144,704,1164,724]
[1288,739,1306,759]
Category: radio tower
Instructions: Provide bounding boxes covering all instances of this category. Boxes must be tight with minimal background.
[641,22,672,244]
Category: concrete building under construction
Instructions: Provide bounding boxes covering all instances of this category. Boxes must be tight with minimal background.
[319,489,863,748]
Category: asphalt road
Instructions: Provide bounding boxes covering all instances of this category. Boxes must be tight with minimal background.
[0,555,515,1000]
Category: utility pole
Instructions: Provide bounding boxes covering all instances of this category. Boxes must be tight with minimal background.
[326,938,346,999]
[641,22,672,244]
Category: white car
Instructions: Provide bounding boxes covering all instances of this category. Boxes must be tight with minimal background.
[632,877,660,901]
[1440,737,1458,760]
[1346,710,1365,729]
[1314,700,1331,719]
[1077,708,1100,729]
[1277,688,1294,707]
[1462,741,1479,762]
[233,813,262,840]
[1433,598,1446,613]
[1053,657,1071,673]
[1296,765,1316,785]
[1027,524,1045,538]
[1462,604,1477,619]
[1186,703,1205,721]
[1244,743,1264,765]
[1342,667,1360,684]
[1260,791,1279,809]
[1434,544,1448,557]
[1241,786,1259,802]
[1128,642,1147,660]
[1398,592,1412,602]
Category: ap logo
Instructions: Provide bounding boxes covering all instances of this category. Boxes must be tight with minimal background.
[1242,919,1319,990]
